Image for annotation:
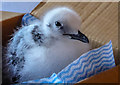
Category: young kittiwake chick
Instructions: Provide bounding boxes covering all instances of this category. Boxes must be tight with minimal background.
[3,7,91,84]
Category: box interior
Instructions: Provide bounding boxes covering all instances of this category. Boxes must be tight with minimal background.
[1,2,119,83]
[2,14,24,47]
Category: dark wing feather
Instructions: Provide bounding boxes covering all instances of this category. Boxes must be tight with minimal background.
[3,24,43,84]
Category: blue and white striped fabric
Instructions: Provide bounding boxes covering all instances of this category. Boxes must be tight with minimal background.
[22,13,40,26]
[22,73,64,84]
[57,40,115,83]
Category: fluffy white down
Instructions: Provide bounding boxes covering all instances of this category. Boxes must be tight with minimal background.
[20,7,91,82]
[20,37,90,81]
[7,7,91,82]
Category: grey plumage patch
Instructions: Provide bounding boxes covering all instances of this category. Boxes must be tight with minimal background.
[12,75,21,83]
[4,26,34,83]
[31,25,44,45]
[9,52,25,83]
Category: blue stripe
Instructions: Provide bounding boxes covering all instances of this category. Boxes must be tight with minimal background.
[62,53,114,82]
[80,44,112,60]
[66,54,114,82]
[58,44,112,78]
[67,57,115,83]
[63,52,113,81]
[40,81,50,83]
[80,41,112,57]
[22,13,37,26]
[38,73,63,83]
[77,60,115,82]
[59,43,112,76]
[33,79,42,82]
[50,73,56,78]
[25,16,33,23]
[22,13,30,22]
[77,57,115,82]
[83,41,111,54]
[30,16,37,21]
[51,77,60,83]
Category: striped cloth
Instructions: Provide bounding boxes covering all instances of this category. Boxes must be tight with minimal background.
[22,73,64,84]
[22,13,40,26]
[21,14,115,84]
[57,40,115,83]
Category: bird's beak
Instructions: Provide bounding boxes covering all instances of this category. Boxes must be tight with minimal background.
[63,30,89,43]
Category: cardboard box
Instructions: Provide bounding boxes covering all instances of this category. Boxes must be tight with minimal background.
[1,1,119,84]
[76,65,119,84]
[78,66,120,84]
[0,11,23,21]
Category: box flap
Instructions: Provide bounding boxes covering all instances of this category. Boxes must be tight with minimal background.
[1,14,24,47]
[0,11,23,21]
[76,65,119,83]
[31,2,119,64]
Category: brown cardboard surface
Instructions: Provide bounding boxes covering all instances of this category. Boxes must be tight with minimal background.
[31,2,119,65]
[0,11,23,21]
[1,14,24,47]
[76,65,119,84]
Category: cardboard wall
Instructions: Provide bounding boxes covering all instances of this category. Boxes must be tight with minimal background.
[76,65,119,83]
[1,14,24,47]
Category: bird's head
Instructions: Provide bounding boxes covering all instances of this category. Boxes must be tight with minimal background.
[42,7,89,43]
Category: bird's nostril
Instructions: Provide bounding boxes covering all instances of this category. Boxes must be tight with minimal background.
[83,36,85,39]
[60,26,64,29]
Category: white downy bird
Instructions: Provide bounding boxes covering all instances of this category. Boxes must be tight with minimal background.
[3,7,91,84]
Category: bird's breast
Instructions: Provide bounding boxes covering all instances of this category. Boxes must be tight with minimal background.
[20,37,91,81]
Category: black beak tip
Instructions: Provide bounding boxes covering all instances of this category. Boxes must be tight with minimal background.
[81,35,89,43]
[85,38,89,43]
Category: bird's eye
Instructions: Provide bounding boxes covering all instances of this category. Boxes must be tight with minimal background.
[55,21,61,27]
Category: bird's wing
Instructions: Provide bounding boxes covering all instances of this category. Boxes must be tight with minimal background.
[6,22,43,82]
